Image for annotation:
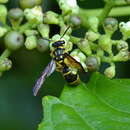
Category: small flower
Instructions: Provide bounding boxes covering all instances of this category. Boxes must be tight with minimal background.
[119,21,130,40]
[117,40,128,51]
[0,58,12,71]
[24,6,43,24]
[57,0,79,14]
[104,64,115,78]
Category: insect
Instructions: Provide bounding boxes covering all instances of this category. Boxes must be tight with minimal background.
[33,27,84,96]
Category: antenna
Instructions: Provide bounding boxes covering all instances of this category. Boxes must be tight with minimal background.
[60,26,70,39]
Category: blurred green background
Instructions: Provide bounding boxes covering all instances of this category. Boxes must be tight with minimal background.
[0,0,130,130]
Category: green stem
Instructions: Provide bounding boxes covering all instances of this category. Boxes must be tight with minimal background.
[98,1,115,24]
[101,56,112,63]
[19,22,33,33]
[79,6,130,28]
[0,49,11,61]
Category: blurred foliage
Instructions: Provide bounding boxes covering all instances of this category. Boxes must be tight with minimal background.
[0,0,130,130]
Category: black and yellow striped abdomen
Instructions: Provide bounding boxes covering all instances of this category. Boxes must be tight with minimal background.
[62,65,80,85]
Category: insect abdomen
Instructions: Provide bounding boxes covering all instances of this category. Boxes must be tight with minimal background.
[62,66,80,85]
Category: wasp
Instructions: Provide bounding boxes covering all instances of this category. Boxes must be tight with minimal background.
[33,27,84,96]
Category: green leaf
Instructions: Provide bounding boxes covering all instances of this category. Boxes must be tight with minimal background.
[38,72,130,130]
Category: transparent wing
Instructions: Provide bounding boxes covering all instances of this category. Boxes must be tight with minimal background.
[64,53,84,72]
[33,60,56,96]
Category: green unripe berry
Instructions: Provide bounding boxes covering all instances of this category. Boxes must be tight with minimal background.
[0,4,7,24]
[0,58,12,71]
[19,0,42,9]
[44,11,59,25]
[0,0,8,3]
[77,39,92,56]
[37,24,50,38]
[8,8,23,20]
[4,31,24,51]
[25,35,37,50]
[87,16,99,32]
[69,15,81,27]
[85,56,100,71]
[99,35,112,54]
[85,31,100,42]
[103,17,118,35]
[37,38,49,52]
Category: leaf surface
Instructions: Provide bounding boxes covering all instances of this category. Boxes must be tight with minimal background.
[38,73,130,130]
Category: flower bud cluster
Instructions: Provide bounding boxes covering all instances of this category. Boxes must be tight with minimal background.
[0,0,130,80]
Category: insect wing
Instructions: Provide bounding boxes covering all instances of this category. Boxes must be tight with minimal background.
[33,60,56,96]
[64,53,84,71]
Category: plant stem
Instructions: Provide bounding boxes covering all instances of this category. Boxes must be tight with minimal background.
[19,22,33,33]
[101,56,112,63]
[98,1,114,24]
[0,49,11,61]
[79,6,130,28]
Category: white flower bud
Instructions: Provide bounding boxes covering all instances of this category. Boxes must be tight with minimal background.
[117,40,128,51]
[57,0,79,14]
[104,65,115,78]
[119,21,130,40]
[24,6,43,24]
